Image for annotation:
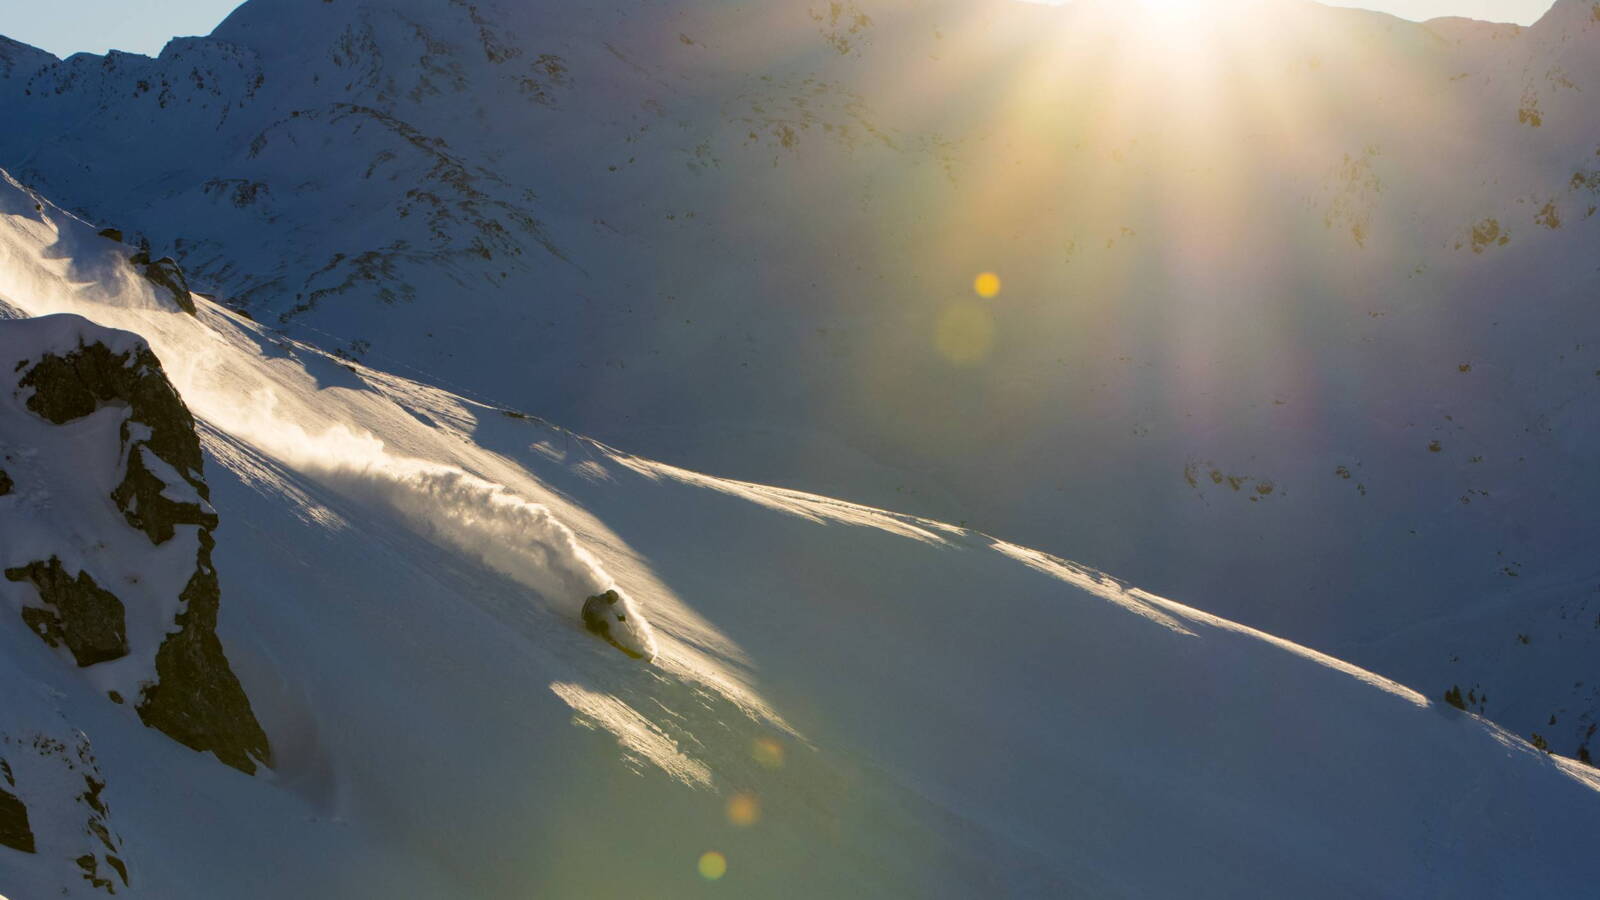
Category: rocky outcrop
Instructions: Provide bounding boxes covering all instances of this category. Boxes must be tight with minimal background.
[0,467,12,495]
[18,337,216,544]
[137,529,271,775]
[4,559,128,668]
[0,760,34,854]
[0,736,129,892]
[128,251,196,316]
[110,443,219,545]
[73,759,128,894]
[6,316,270,775]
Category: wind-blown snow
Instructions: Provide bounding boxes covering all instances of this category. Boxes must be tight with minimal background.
[217,392,658,659]
[0,171,658,660]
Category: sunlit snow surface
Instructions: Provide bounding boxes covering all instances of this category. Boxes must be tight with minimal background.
[3,171,1600,897]
[4,0,1599,765]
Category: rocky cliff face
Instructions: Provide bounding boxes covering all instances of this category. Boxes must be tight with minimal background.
[18,332,218,542]
[0,314,270,777]
[0,759,36,855]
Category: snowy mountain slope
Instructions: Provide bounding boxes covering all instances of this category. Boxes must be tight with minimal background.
[4,170,1600,895]
[1,0,1598,762]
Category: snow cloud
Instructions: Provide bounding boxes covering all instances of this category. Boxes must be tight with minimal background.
[218,391,659,660]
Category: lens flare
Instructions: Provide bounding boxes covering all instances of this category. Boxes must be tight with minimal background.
[726,792,761,827]
[973,271,1002,299]
[936,301,997,366]
[698,851,728,881]
[751,737,785,769]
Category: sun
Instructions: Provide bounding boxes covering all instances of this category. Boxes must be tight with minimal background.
[1134,0,1212,23]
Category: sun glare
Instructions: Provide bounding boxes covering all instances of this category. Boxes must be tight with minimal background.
[1134,0,1213,22]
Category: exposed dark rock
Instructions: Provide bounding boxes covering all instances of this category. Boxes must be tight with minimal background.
[80,774,107,817]
[105,854,130,887]
[137,529,272,775]
[97,228,124,243]
[17,338,214,544]
[0,787,34,854]
[18,340,199,469]
[0,759,35,854]
[0,467,11,495]
[76,770,127,891]
[128,251,196,316]
[5,558,129,667]
[17,339,154,424]
[581,589,646,660]
[110,443,218,546]
[11,325,271,774]
[76,853,116,892]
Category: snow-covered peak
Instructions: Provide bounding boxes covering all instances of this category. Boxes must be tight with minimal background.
[0,35,54,78]
[1534,0,1600,30]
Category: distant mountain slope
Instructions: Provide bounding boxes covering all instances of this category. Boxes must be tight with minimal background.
[4,168,1600,897]
[2,0,1599,764]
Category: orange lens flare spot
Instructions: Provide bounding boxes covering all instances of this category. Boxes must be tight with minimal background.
[751,738,785,769]
[698,851,728,881]
[936,302,997,366]
[726,792,761,827]
[973,271,1002,299]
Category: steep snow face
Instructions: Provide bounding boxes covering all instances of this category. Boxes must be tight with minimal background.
[4,169,1600,897]
[5,0,1600,874]
[1,2,1598,762]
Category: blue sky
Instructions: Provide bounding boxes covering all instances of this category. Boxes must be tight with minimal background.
[4,0,244,58]
[0,0,1562,58]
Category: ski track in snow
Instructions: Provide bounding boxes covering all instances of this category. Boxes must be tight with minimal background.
[209,390,659,660]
